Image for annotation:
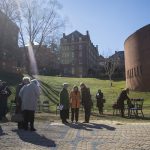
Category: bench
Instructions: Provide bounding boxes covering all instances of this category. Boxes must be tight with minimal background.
[128,98,144,118]
[10,100,16,114]
[112,102,120,115]
[42,100,50,112]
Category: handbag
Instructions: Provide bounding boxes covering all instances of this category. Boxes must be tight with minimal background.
[59,104,64,110]
[11,113,24,122]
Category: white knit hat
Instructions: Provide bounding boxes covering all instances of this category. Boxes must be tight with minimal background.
[63,83,68,88]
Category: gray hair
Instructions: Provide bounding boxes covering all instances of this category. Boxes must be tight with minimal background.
[22,77,30,82]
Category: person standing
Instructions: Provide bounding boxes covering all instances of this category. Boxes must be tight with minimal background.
[0,80,11,121]
[15,77,30,129]
[80,83,92,123]
[70,86,81,123]
[117,88,131,117]
[96,89,104,115]
[59,83,69,124]
[19,79,40,131]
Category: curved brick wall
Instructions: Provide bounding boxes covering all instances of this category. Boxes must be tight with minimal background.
[124,24,150,91]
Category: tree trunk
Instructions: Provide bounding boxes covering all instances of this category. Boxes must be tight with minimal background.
[109,75,112,87]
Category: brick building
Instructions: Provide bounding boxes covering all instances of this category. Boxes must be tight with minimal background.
[110,51,125,79]
[20,44,60,75]
[60,30,99,77]
[124,24,150,91]
[0,10,20,73]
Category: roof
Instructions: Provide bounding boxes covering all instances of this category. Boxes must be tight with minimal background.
[0,10,19,31]
[124,24,150,45]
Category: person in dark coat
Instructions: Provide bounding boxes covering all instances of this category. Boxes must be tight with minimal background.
[15,77,30,129]
[59,83,70,124]
[0,80,11,121]
[117,88,131,117]
[80,83,92,123]
[96,89,104,115]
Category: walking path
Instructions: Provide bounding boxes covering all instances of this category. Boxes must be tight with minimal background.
[0,120,150,150]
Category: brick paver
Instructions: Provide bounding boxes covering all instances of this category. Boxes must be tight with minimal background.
[0,121,150,150]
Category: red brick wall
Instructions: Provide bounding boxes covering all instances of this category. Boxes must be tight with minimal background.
[124,25,150,91]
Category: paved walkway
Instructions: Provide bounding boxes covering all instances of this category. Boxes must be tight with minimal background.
[0,120,150,150]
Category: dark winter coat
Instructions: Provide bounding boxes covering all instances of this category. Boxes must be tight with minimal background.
[117,90,130,108]
[15,83,24,113]
[81,87,92,109]
[60,88,69,109]
[0,84,11,100]
[96,92,104,108]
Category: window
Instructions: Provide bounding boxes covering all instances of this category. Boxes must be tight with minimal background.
[72,52,74,58]
[127,70,129,78]
[79,37,82,42]
[72,67,75,74]
[131,69,133,77]
[129,70,131,78]
[79,58,82,64]
[140,66,142,75]
[71,35,74,41]
[79,44,82,50]
[137,66,139,76]
[134,67,137,77]
[63,39,67,43]
[79,51,82,57]
[79,67,83,74]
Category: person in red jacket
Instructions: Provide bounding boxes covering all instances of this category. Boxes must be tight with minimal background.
[70,86,81,123]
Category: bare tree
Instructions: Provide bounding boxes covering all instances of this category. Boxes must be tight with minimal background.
[104,55,119,87]
[0,0,65,74]
[14,0,64,49]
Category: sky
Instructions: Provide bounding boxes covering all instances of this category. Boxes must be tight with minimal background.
[60,0,150,56]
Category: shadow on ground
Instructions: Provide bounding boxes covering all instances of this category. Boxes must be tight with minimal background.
[40,81,59,105]
[12,129,56,148]
[65,123,116,131]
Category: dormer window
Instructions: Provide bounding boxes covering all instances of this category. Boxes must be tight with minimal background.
[79,37,82,42]
[71,35,74,41]
[63,38,67,43]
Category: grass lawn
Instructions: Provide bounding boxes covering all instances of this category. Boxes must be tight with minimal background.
[5,75,150,118]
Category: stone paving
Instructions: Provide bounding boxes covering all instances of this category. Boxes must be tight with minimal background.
[0,120,150,150]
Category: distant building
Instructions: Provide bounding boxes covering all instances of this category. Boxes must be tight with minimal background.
[125,24,150,91]
[96,55,106,78]
[98,55,105,67]
[110,51,125,79]
[60,30,99,77]
[20,44,60,75]
[0,10,20,73]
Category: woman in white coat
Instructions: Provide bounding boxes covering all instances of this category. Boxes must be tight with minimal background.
[19,79,40,131]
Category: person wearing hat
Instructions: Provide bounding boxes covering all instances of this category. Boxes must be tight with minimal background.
[59,83,69,124]
[117,88,131,117]
[80,83,93,123]
[19,79,40,131]
[0,80,11,121]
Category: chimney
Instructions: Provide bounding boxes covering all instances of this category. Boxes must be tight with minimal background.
[96,45,98,50]
[86,30,89,36]
[63,33,65,38]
